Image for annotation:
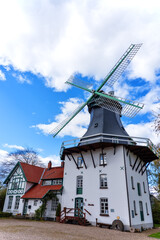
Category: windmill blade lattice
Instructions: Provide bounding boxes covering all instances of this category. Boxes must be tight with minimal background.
[66,75,94,90]
[94,95,144,118]
[102,43,142,88]
[51,102,87,137]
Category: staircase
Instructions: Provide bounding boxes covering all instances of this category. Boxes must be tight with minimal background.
[60,208,91,226]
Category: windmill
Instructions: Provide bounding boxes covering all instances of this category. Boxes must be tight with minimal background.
[52,44,143,138]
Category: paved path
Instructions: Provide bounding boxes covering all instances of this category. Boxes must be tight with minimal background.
[0,219,159,240]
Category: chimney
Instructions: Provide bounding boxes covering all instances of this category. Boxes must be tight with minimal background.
[48,161,52,170]
[61,161,64,168]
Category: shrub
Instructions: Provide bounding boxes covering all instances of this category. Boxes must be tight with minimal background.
[0,212,12,217]
[56,203,61,217]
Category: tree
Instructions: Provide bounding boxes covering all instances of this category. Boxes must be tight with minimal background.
[154,100,160,135]
[0,148,45,181]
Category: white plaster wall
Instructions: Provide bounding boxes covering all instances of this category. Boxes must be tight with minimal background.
[26,199,42,216]
[62,145,129,226]
[124,147,153,229]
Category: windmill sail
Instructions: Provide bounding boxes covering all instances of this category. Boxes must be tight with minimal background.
[98,43,142,89]
[94,95,144,118]
[66,75,94,91]
[51,101,88,137]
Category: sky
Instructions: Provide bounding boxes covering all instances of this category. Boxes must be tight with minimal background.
[0,0,159,167]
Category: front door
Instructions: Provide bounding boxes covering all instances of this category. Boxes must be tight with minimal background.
[75,198,83,217]
[23,199,28,215]
[139,201,144,221]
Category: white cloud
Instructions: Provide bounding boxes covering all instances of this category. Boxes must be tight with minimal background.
[0,70,6,81]
[39,155,61,167]
[32,97,90,138]
[3,143,25,151]
[0,149,8,163]
[125,121,160,145]
[0,1,160,91]
[12,73,31,84]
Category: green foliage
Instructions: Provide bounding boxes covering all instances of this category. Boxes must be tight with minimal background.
[152,198,160,224]
[149,232,160,239]
[35,203,46,220]
[0,212,12,217]
[0,188,6,211]
[56,203,61,217]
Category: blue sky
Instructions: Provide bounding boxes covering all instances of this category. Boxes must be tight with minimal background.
[0,0,159,166]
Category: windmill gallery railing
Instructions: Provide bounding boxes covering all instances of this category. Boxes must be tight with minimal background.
[60,133,159,158]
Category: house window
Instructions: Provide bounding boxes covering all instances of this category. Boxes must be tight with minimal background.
[14,196,20,209]
[137,183,141,196]
[7,196,13,209]
[34,200,38,206]
[131,176,135,189]
[77,157,83,168]
[133,200,137,215]
[143,182,146,193]
[77,176,83,194]
[100,174,108,188]
[100,198,109,215]
[99,154,107,166]
[51,198,59,211]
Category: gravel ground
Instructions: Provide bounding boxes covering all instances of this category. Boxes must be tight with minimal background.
[0,219,159,240]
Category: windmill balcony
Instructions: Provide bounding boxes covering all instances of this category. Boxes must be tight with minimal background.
[60,133,159,163]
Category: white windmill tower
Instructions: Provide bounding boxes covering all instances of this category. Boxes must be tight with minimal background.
[52,44,159,231]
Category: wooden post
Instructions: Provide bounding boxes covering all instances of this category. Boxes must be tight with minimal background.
[64,207,66,219]
[96,218,98,227]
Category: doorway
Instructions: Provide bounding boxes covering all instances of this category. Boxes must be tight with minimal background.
[74,197,83,217]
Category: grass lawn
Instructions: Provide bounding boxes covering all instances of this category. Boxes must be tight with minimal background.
[154,224,160,228]
[149,232,160,239]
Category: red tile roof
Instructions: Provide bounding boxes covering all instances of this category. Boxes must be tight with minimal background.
[20,162,44,183]
[42,167,64,180]
[22,183,62,199]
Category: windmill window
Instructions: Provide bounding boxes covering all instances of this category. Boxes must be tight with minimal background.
[137,183,141,196]
[143,182,146,193]
[77,157,83,168]
[100,174,108,189]
[51,198,59,211]
[99,154,107,166]
[131,176,135,189]
[14,196,20,210]
[133,200,137,215]
[7,196,13,209]
[94,123,98,128]
[77,176,83,194]
[100,198,109,216]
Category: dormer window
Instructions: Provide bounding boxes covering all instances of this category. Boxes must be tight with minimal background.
[43,180,52,186]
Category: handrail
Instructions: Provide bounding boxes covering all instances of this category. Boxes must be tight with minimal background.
[84,208,91,216]
[60,133,159,158]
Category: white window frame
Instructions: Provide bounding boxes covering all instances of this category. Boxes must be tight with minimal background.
[99,153,107,166]
[100,174,108,188]
[100,198,109,215]
[77,157,83,168]
[34,200,38,206]
[8,196,13,209]
[14,196,20,210]
[51,198,59,211]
